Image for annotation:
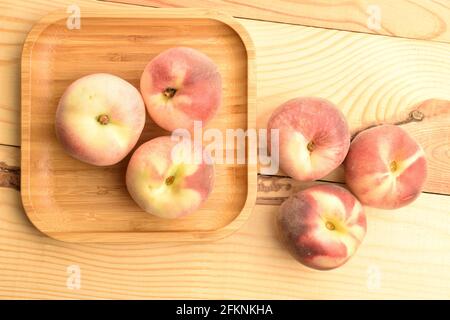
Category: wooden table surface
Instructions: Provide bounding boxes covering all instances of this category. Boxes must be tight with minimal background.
[1,0,449,299]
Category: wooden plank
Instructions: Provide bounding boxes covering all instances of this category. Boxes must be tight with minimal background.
[0,156,449,298]
[105,0,450,43]
[3,0,450,147]
[3,0,450,193]
[0,144,20,190]
[0,0,449,299]
[242,18,450,195]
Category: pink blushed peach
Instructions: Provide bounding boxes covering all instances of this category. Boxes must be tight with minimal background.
[140,47,222,132]
[126,136,215,219]
[277,184,367,270]
[267,97,351,181]
[344,124,427,209]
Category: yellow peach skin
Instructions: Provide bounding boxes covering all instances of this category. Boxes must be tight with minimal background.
[344,125,427,209]
[140,47,222,132]
[126,136,215,219]
[55,73,146,166]
[278,184,367,270]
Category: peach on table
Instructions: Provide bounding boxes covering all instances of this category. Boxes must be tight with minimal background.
[345,125,427,209]
[277,184,367,270]
[267,97,350,182]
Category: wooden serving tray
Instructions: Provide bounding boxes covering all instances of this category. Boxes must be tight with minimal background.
[21,8,256,243]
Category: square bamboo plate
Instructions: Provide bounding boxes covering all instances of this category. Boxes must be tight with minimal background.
[21,8,256,243]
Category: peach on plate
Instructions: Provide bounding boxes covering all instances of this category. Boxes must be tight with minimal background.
[344,124,427,209]
[267,97,350,181]
[140,47,222,132]
[277,184,367,270]
[55,73,145,166]
[126,136,215,219]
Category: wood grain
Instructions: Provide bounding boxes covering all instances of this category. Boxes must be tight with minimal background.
[0,145,20,190]
[21,8,257,242]
[0,0,90,146]
[2,0,450,148]
[242,19,450,195]
[0,0,146,146]
[107,1,450,195]
[1,145,449,299]
[106,0,450,43]
[0,0,449,299]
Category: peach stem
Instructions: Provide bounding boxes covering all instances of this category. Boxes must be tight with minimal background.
[307,141,315,152]
[163,87,177,99]
[389,161,398,172]
[165,175,175,186]
[97,114,110,125]
[325,221,335,231]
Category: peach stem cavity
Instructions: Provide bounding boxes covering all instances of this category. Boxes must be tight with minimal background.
[97,114,110,125]
[163,87,177,99]
[389,160,398,172]
[307,141,315,153]
[165,175,175,186]
[325,221,336,231]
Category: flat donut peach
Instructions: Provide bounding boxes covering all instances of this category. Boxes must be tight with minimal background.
[267,97,351,181]
[344,124,427,209]
[55,73,145,166]
[140,47,222,132]
[278,184,367,270]
[126,136,215,219]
